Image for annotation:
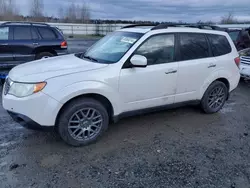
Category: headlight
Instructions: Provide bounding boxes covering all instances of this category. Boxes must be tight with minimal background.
[8,82,46,97]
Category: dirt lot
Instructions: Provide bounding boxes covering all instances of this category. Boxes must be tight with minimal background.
[0,80,250,188]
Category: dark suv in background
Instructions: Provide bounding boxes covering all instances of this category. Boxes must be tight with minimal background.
[0,22,68,69]
[227,28,250,51]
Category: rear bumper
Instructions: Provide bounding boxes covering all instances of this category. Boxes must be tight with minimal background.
[55,49,68,56]
[7,111,54,131]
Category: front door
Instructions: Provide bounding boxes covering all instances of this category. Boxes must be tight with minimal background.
[9,26,35,64]
[119,33,178,112]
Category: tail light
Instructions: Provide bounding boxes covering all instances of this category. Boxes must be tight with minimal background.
[61,41,68,49]
[234,56,240,68]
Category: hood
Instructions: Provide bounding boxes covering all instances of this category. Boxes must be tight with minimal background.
[8,54,108,82]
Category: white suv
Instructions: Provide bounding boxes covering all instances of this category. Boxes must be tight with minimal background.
[2,24,240,146]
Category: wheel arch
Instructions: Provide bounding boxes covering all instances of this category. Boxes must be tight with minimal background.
[33,47,57,57]
[200,76,230,100]
[55,93,115,125]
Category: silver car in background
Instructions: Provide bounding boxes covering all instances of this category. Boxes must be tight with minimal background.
[239,48,250,79]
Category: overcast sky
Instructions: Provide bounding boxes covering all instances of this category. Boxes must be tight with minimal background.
[17,0,250,23]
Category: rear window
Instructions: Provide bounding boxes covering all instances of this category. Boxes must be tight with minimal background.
[207,34,232,56]
[37,27,57,39]
[13,27,32,40]
[179,33,210,61]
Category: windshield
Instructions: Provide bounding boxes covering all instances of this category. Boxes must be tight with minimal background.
[83,31,143,64]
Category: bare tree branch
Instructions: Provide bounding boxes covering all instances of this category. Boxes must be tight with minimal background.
[220,12,238,24]
[30,0,44,21]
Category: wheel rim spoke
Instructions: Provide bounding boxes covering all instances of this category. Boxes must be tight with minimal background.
[68,107,103,141]
[208,86,226,110]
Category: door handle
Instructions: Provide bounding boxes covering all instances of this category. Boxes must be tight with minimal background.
[165,69,177,74]
[33,43,39,46]
[208,64,216,68]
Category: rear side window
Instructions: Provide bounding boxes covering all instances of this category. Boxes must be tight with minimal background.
[38,27,57,39]
[13,27,32,40]
[0,27,9,40]
[207,34,232,56]
[179,33,209,61]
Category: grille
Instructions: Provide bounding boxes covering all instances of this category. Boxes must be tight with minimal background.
[241,56,250,65]
[4,78,11,95]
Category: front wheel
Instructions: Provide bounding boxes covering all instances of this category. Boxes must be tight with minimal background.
[201,81,228,114]
[57,98,109,146]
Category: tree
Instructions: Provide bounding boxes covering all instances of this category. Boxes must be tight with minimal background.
[80,3,90,23]
[0,0,20,20]
[60,1,90,23]
[30,0,44,21]
[220,12,237,24]
[57,6,65,20]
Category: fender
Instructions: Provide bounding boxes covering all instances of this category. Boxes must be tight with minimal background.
[44,81,123,123]
[199,69,231,99]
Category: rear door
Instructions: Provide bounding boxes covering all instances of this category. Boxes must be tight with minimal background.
[175,33,217,102]
[35,26,63,51]
[0,26,14,66]
[9,26,35,64]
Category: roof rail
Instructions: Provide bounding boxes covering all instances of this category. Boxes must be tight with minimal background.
[151,23,226,31]
[1,22,50,26]
[122,24,157,29]
[186,24,228,31]
[151,23,187,30]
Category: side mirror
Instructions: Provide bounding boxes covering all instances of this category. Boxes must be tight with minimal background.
[130,55,147,68]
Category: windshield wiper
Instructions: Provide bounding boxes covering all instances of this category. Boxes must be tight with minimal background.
[82,55,99,62]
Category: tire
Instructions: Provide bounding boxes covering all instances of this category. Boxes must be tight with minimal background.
[57,98,109,146]
[35,52,54,60]
[201,81,228,114]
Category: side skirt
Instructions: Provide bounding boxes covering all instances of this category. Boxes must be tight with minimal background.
[112,100,200,123]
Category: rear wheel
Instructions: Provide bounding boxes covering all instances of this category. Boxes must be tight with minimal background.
[35,52,54,60]
[57,98,109,146]
[201,81,228,114]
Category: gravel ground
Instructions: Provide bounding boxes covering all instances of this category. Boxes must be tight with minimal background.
[0,80,250,188]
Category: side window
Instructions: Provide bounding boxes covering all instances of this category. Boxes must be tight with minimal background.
[207,34,232,56]
[38,27,57,39]
[13,27,32,40]
[31,28,39,40]
[134,34,175,65]
[0,27,9,40]
[179,33,209,61]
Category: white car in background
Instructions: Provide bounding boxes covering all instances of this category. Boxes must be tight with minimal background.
[239,48,250,79]
[2,24,240,146]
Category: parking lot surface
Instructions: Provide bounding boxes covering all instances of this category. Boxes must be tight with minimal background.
[0,80,249,188]
[67,39,98,53]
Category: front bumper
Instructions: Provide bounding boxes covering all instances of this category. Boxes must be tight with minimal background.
[2,88,63,127]
[7,111,53,131]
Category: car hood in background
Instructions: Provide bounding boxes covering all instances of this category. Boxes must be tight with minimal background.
[8,54,108,82]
